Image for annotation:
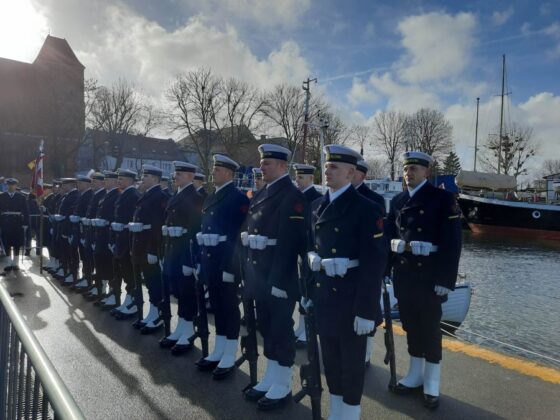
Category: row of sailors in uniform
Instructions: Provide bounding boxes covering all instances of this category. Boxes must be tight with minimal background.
[35,144,460,420]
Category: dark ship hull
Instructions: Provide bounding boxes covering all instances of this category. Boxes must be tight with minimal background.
[458,193,560,240]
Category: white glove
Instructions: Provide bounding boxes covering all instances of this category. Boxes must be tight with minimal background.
[80,238,85,247]
[67,236,73,245]
[240,231,249,247]
[420,241,433,256]
[256,235,268,250]
[390,239,406,254]
[271,286,288,299]
[410,241,422,256]
[108,244,115,254]
[196,232,203,246]
[434,285,451,296]
[91,244,96,251]
[182,265,194,276]
[320,258,336,277]
[300,297,313,311]
[307,251,321,272]
[222,272,235,283]
[209,234,219,246]
[248,234,258,249]
[49,228,53,235]
[147,253,157,264]
[195,264,201,276]
[354,316,375,336]
[161,225,168,237]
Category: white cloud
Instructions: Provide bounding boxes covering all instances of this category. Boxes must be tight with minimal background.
[30,1,311,100]
[492,7,514,26]
[346,77,378,107]
[544,22,560,58]
[397,12,476,83]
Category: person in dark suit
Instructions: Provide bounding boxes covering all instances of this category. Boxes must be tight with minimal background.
[75,173,106,293]
[386,151,462,409]
[242,144,308,411]
[106,169,140,312]
[305,145,386,420]
[246,168,265,200]
[89,171,119,303]
[194,172,208,200]
[46,181,64,275]
[353,159,386,215]
[0,178,29,271]
[67,175,93,287]
[55,178,80,285]
[292,163,322,347]
[195,154,249,378]
[125,165,168,333]
[158,161,203,355]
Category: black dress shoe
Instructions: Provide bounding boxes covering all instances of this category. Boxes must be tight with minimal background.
[114,309,138,320]
[243,388,267,402]
[195,358,219,371]
[171,343,193,356]
[132,319,146,329]
[12,265,20,271]
[212,365,235,380]
[392,382,423,395]
[424,394,439,409]
[159,337,178,349]
[140,322,163,335]
[257,393,292,411]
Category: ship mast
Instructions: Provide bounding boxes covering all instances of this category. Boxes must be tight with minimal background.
[497,54,506,174]
[474,97,480,172]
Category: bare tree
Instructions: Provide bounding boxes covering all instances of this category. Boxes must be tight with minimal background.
[404,108,453,159]
[480,123,539,178]
[351,125,372,156]
[541,159,560,176]
[214,78,265,158]
[84,78,98,128]
[372,110,406,180]
[167,67,223,175]
[364,158,389,179]
[88,78,161,169]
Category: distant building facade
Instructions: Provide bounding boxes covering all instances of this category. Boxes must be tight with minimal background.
[0,35,85,181]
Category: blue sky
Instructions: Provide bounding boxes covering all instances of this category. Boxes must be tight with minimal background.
[1,0,559,175]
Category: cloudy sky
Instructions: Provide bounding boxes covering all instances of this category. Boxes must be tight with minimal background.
[1,0,559,175]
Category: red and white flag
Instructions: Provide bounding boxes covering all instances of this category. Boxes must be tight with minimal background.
[30,140,45,197]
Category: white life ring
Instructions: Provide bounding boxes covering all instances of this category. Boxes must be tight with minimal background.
[532,210,541,219]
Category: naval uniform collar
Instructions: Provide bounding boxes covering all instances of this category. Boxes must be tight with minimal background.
[196,186,204,192]
[177,183,193,194]
[8,192,15,198]
[407,179,427,198]
[95,187,104,194]
[215,180,233,193]
[356,182,364,190]
[122,185,136,193]
[302,184,314,193]
[266,173,289,189]
[146,184,159,193]
[107,187,118,193]
[328,183,352,203]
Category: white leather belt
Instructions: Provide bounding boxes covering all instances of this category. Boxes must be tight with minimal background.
[111,222,128,232]
[53,214,66,221]
[81,218,92,226]
[69,215,81,223]
[307,252,360,277]
[128,223,152,232]
[1,212,22,216]
[91,218,109,227]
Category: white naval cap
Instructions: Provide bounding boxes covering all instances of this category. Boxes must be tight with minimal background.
[293,163,316,175]
[141,164,163,177]
[173,161,197,173]
[252,168,263,179]
[76,175,92,183]
[324,144,362,166]
[213,154,239,171]
[356,159,369,174]
[258,144,291,161]
[117,168,137,179]
[194,173,205,181]
[401,151,433,167]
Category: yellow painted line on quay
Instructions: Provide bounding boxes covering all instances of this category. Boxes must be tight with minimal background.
[390,325,560,384]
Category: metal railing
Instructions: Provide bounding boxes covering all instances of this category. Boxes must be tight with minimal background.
[0,282,85,420]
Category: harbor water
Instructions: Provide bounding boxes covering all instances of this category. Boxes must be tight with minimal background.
[456,231,560,368]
